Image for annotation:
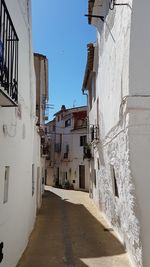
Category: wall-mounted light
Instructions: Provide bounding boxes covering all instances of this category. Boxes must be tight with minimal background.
[84,14,105,22]
[109,0,130,10]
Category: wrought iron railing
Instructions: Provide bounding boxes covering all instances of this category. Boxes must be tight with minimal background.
[0,0,19,105]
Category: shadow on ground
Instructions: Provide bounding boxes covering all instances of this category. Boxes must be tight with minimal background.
[17,190,127,267]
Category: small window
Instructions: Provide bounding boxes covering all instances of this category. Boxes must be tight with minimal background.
[45,127,47,134]
[110,165,119,198]
[3,166,10,204]
[80,135,87,146]
[65,119,71,127]
[97,158,100,170]
[97,97,99,125]
[66,144,69,152]
[94,169,96,187]
[90,126,94,142]
[32,164,35,196]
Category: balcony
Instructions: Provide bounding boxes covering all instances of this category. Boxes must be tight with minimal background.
[0,0,19,107]
[73,110,87,130]
[90,125,99,143]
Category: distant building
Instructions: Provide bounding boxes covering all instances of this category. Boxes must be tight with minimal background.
[45,105,90,191]
[45,119,56,186]
[82,1,150,266]
[34,53,49,206]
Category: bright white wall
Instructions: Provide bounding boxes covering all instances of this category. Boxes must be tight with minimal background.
[0,1,37,266]
[95,1,132,137]
[87,1,148,267]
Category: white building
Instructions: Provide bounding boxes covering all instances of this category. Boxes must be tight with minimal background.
[82,0,150,266]
[45,119,56,186]
[34,53,49,202]
[0,1,44,266]
[45,105,90,191]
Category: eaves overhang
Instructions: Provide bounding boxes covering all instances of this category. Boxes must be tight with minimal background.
[82,43,95,92]
[88,0,96,24]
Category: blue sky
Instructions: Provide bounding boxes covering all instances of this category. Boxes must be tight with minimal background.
[32,0,96,120]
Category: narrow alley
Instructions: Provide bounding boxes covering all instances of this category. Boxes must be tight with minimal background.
[17,187,131,267]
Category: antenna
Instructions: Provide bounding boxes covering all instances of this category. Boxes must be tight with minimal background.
[73,99,76,108]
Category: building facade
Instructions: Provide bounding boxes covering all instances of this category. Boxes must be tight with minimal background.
[45,105,90,191]
[82,0,150,266]
[0,1,48,266]
[34,53,49,205]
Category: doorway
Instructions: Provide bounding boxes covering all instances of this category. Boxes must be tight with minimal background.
[79,165,85,189]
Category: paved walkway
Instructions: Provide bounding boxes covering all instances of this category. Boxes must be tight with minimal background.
[17,186,131,267]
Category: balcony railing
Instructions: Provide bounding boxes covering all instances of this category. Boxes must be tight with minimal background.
[0,0,19,106]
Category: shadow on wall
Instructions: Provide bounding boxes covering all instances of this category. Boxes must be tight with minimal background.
[17,190,126,267]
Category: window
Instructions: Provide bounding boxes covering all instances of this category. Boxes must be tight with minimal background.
[45,127,47,134]
[66,144,69,152]
[97,97,99,126]
[32,164,35,196]
[80,135,87,146]
[110,165,119,198]
[94,169,96,187]
[0,0,19,106]
[53,124,55,132]
[3,166,10,203]
[97,158,100,170]
[90,126,94,142]
[65,118,71,127]
[64,152,68,159]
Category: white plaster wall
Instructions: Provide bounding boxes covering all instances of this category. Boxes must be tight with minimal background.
[71,128,89,190]
[0,1,37,266]
[129,0,150,96]
[95,1,132,137]
[127,100,150,267]
[33,129,42,210]
[87,1,146,266]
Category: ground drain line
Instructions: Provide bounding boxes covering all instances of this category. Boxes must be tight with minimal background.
[61,201,75,267]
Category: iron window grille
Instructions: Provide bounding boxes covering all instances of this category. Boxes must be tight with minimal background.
[0,0,19,106]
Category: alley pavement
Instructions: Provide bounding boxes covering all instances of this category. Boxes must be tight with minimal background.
[17,186,131,267]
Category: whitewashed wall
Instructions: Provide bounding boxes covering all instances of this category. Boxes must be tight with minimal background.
[0,1,38,267]
[88,0,150,266]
